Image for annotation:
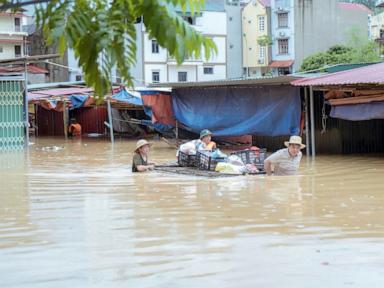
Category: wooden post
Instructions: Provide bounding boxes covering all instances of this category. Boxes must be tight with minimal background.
[175,120,179,140]
[24,59,29,147]
[304,87,310,158]
[309,86,316,159]
[107,98,114,143]
[63,100,68,139]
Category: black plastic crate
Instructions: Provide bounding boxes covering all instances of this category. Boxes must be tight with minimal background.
[230,148,267,169]
[196,151,226,171]
[178,151,197,167]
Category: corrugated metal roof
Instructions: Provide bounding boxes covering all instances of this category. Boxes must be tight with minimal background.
[338,2,372,13]
[28,87,93,101]
[149,75,299,88]
[291,62,384,87]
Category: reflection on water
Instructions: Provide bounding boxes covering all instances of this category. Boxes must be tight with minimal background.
[1,137,384,287]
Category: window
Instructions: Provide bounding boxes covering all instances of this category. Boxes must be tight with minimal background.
[278,67,290,75]
[259,46,265,60]
[151,40,159,54]
[258,16,265,32]
[14,45,21,57]
[152,71,160,83]
[0,46,3,53]
[203,67,213,74]
[14,18,21,32]
[182,16,195,25]
[75,75,82,81]
[178,71,187,82]
[278,39,288,54]
[278,13,288,28]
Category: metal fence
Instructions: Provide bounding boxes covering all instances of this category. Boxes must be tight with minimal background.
[0,79,25,151]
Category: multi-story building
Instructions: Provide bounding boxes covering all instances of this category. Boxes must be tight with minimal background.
[371,11,384,56]
[0,10,28,59]
[243,0,372,76]
[225,0,244,79]
[132,1,228,85]
[242,0,271,77]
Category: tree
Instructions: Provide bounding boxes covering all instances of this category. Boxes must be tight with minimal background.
[0,0,217,99]
[300,28,381,72]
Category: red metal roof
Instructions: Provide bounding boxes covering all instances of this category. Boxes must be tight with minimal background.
[338,2,372,13]
[291,62,384,87]
[0,65,48,74]
[258,0,271,7]
[0,39,25,44]
[269,60,294,68]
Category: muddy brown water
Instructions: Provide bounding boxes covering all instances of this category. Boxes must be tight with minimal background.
[1,137,384,288]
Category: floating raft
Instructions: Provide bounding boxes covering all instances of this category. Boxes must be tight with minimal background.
[155,164,266,178]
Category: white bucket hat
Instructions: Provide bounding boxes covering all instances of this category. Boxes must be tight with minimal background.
[284,135,306,149]
[135,139,152,152]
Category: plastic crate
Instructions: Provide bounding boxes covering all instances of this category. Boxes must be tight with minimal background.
[230,148,267,169]
[196,151,226,171]
[178,151,197,167]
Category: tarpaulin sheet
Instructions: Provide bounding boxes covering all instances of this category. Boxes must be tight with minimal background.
[112,89,143,106]
[69,95,89,110]
[143,106,173,132]
[141,92,175,126]
[330,102,384,121]
[172,86,301,136]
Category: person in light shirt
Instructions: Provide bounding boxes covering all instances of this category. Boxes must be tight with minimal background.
[264,135,305,176]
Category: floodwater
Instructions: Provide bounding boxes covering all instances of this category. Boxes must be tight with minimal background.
[1,137,384,288]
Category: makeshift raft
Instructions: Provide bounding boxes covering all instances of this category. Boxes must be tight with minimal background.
[155,163,266,178]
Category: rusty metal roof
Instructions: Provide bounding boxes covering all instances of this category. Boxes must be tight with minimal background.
[149,75,299,89]
[291,62,384,87]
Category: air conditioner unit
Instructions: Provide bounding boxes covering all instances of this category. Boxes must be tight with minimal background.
[279,31,286,37]
[258,59,264,64]
[277,6,284,11]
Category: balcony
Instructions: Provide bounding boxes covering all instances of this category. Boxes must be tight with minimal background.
[167,54,202,65]
[376,0,384,8]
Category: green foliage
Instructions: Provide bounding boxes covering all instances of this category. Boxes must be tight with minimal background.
[1,0,217,100]
[300,28,381,72]
[257,35,273,46]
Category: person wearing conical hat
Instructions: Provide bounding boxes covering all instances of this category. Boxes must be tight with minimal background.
[264,135,306,176]
[132,139,155,172]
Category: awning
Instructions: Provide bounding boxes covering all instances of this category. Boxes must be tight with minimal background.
[269,60,294,68]
[292,62,384,87]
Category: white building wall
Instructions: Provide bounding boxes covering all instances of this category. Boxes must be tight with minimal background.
[195,11,227,35]
[197,65,226,81]
[270,0,295,62]
[143,34,168,63]
[168,65,197,82]
[205,36,226,64]
[145,64,168,83]
[0,16,16,31]
[0,43,18,59]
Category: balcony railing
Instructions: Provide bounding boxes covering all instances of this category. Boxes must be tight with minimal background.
[376,0,384,8]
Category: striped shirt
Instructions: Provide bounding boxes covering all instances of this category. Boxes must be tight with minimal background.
[265,148,302,176]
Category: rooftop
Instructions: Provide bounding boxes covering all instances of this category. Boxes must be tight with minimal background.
[291,62,384,87]
[338,2,372,14]
[149,75,299,89]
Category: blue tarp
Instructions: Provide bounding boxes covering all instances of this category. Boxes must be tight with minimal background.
[330,102,384,121]
[172,86,301,136]
[112,89,143,106]
[69,95,89,110]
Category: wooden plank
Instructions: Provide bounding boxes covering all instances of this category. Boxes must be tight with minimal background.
[329,95,384,106]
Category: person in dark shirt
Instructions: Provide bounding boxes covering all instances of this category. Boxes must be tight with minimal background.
[132,139,155,172]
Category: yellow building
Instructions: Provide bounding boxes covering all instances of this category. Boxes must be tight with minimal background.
[242,0,271,77]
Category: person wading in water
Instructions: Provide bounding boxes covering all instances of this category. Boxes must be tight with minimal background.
[264,135,305,176]
[132,139,155,172]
